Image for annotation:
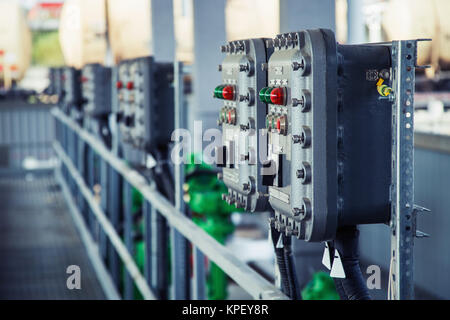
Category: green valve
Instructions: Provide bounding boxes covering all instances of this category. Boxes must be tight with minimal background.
[259,87,268,102]
[264,87,273,103]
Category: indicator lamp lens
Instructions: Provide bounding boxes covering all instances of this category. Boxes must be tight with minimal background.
[259,87,268,102]
[222,85,234,100]
[116,81,123,89]
[126,81,134,90]
[270,87,285,105]
[264,87,273,103]
[214,85,224,98]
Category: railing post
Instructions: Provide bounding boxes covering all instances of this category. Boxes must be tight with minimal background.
[151,208,168,299]
[107,165,122,290]
[143,200,152,291]
[123,181,134,299]
[99,159,109,261]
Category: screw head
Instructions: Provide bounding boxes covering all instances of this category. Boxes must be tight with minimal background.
[296,169,305,179]
[239,64,248,72]
[292,97,304,107]
[292,134,304,144]
[239,94,248,102]
[292,61,304,71]
[292,207,304,216]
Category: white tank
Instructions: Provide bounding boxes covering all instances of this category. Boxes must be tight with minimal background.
[383,0,450,73]
[59,0,108,68]
[0,1,32,84]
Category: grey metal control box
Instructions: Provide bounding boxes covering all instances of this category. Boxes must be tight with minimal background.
[81,63,112,118]
[215,38,273,212]
[116,56,174,152]
[264,29,394,241]
[61,67,82,116]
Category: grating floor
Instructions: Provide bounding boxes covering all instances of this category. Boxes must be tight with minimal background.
[0,171,105,299]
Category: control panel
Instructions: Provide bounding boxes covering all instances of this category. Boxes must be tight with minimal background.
[61,67,83,117]
[215,39,272,212]
[264,30,338,241]
[116,56,174,152]
[81,63,112,118]
[263,29,393,241]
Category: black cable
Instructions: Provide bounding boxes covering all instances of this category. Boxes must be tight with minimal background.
[282,235,302,300]
[333,278,348,300]
[270,225,290,297]
[334,225,371,300]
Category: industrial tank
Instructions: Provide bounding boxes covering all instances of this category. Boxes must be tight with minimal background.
[59,0,108,68]
[107,0,151,63]
[383,0,450,73]
[0,1,32,85]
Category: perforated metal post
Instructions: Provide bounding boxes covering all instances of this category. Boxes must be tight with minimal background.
[171,61,190,299]
[390,40,416,300]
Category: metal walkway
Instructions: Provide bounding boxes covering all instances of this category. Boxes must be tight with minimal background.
[0,170,105,299]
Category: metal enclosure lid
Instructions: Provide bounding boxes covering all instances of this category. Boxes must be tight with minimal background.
[81,63,112,118]
[62,67,82,116]
[217,38,272,212]
[266,29,338,242]
[116,56,174,153]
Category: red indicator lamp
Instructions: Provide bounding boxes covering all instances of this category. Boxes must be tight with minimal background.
[116,81,123,89]
[126,81,134,90]
[222,85,234,100]
[270,87,286,105]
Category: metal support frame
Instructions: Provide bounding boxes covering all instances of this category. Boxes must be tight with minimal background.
[171,61,190,299]
[389,40,417,300]
[191,0,226,135]
[54,140,156,300]
[52,108,287,300]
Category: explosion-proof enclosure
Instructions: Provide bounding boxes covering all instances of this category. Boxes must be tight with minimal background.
[215,39,273,212]
[61,67,83,117]
[265,29,393,241]
[81,63,112,117]
[116,56,174,152]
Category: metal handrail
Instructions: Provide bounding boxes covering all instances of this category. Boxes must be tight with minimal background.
[52,107,288,300]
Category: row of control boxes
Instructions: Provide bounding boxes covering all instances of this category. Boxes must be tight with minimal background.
[216,29,406,242]
[50,57,175,154]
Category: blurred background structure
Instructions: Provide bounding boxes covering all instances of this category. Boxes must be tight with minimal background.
[0,0,449,300]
